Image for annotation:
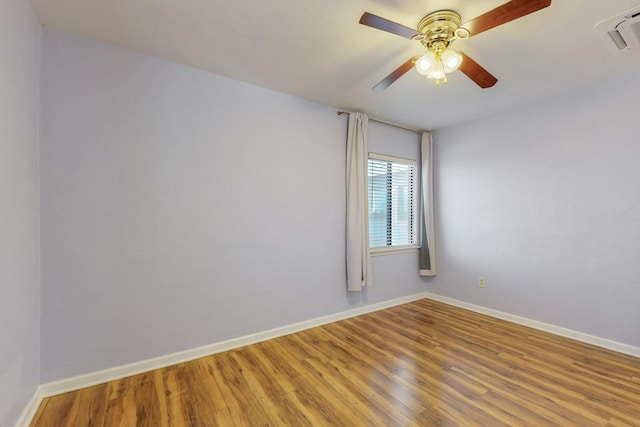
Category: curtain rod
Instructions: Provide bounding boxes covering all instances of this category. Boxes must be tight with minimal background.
[337,111,428,134]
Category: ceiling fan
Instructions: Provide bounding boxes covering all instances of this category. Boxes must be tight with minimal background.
[360,0,551,91]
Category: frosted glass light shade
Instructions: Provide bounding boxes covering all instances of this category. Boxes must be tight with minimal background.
[442,49,463,73]
[415,51,436,75]
[427,61,445,80]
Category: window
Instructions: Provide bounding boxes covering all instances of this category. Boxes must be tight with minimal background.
[368,153,418,253]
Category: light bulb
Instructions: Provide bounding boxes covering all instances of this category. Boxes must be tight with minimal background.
[442,49,463,73]
[415,51,436,76]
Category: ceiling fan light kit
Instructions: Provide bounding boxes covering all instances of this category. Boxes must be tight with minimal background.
[415,49,462,86]
[413,11,465,86]
[359,0,552,91]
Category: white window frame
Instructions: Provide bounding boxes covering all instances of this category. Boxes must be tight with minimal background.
[367,153,420,256]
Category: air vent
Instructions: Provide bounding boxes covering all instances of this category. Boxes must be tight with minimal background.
[595,6,640,55]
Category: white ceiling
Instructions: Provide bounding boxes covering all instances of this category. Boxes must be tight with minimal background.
[29,0,640,130]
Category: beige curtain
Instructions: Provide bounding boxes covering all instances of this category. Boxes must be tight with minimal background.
[346,112,373,291]
[420,132,436,276]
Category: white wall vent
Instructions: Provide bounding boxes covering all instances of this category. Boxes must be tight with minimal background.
[595,5,640,55]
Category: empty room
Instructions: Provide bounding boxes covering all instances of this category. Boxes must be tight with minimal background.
[3,0,640,425]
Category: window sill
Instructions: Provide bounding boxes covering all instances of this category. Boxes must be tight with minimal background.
[370,246,420,256]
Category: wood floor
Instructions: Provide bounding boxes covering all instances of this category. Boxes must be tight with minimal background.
[30,299,640,426]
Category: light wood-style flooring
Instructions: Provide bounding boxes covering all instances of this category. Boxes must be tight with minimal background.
[30,299,640,426]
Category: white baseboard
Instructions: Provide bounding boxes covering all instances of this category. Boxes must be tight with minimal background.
[37,292,426,399]
[424,292,640,358]
[14,389,42,427]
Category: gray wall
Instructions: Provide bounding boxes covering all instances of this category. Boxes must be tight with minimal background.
[0,0,41,424]
[39,29,425,382]
[430,71,640,347]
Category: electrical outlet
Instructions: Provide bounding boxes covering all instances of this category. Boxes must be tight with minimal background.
[479,277,486,288]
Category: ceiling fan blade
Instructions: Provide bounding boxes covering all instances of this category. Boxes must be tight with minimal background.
[458,52,498,88]
[460,0,551,37]
[360,12,421,39]
[372,57,417,92]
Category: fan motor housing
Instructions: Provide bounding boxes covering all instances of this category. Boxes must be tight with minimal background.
[417,10,462,48]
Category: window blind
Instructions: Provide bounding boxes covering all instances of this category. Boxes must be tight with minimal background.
[367,154,417,249]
